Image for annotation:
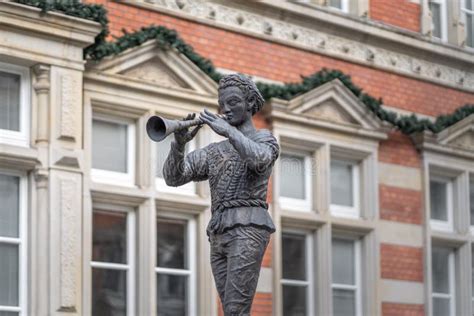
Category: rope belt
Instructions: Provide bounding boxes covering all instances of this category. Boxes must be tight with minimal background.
[207,199,268,235]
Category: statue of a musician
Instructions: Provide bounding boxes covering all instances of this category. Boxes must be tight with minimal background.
[162,74,279,315]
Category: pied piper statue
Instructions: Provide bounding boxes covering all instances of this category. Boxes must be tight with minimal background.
[150,74,279,316]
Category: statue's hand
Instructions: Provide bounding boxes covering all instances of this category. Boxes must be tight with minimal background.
[174,113,202,146]
[199,109,234,138]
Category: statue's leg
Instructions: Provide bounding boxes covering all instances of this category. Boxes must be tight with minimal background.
[210,233,228,305]
[223,226,270,316]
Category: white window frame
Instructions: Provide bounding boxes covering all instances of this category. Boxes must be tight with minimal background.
[279,150,313,212]
[280,230,315,316]
[331,237,362,316]
[429,0,448,41]
[327,0,349,13]
[0,62,30,147]
[156,213,197,316]
[330,159,360,219]
[429,175,454,232]
[155,139,196,195]
[91,114,136,187]
[470,175,474,233]
[0,170,27,316]
[431,246,455,316]
[90,204,136,316]
[461,0,474,47]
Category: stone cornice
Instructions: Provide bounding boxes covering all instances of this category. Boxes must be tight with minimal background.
[0,2,101,48]
[125,0,474,93]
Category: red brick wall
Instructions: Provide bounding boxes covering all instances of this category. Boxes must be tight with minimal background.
[379,132,422,168]
[381,244,424,282]
[382,303,424,316]
[85,0,474,118]
[370,0,421,32]
[380,184,423,224]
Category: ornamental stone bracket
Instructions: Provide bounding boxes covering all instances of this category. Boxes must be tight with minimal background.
[129,0,474,92]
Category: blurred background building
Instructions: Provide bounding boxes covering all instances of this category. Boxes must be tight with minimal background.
[0,0,474,315]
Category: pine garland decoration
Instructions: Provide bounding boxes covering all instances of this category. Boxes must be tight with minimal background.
[15,0,474,135]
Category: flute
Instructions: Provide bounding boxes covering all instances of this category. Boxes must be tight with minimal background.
[146,113,226,142]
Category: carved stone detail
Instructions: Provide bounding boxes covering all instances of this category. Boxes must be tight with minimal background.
[121,58,189,88]
[59,178,80,309]
[145,0,474,92]
[59,75,80,140]
[448,130,474,150]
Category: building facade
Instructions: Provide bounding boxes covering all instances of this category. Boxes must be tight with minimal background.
[0,0,473,315]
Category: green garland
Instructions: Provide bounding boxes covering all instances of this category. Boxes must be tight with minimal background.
[15,0,474,135]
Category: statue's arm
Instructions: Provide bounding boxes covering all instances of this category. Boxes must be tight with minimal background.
[163,141,209,186]
[228,129,279,170]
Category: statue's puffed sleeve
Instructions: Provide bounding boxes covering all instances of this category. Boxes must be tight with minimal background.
[228,129,279,171]
[163,141,209,186]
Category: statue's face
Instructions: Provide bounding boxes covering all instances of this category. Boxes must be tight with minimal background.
[218,86,252,126]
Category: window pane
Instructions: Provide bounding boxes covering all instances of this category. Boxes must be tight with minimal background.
[282,285,306,316]
[92,119,128,173]
[470,178,474,225]
[93,210,127,264]
[157,218,187,269]
[331,160,353,207]
[432,247,451,294]
[466,0,472,11]
[0,243,19,306]
[430,2,442,38]
[0,71,20,132]
[333,289,356,316]
[0,174,19,238]
[280,153,306,200]
[92,268,127,316]
[467,14,473,47]
[157,274,187,316]
[156,136,172,179]
[0,312,19,316]
[328,0,342,9]
[282,233,306,280]
[433,297,450,316]
[332,238,355,285]
[430,180,448,221]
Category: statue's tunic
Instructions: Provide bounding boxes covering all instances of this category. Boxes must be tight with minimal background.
[163,129,278,235]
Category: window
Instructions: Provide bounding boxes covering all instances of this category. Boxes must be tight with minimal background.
[0,62,30,147]
[429,175,453,231]
[281,232,314,316]
[155,136,195,194]
[330,159,360,218]
[431,246,455,316]
[462,0,474,47]
[156,216,196,316]
[429,0,448,41]
[91,207,135,316]
[91,115,135,186]
[279,151,312,211]
[0,172,26,316]
[332,237,361,316]
[328,0,349,12]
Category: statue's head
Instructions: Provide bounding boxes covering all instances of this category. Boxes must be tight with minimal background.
[218,74,264,126]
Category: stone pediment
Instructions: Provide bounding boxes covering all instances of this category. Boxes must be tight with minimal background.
[87,40,217,95]
[437,114,474,151]
[286,79,383,130]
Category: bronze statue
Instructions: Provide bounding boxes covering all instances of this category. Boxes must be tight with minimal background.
[150,74,279,315]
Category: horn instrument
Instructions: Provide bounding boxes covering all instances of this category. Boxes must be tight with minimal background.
[146,114,226,142]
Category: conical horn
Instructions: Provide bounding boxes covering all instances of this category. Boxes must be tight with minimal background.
[146,115,202,142]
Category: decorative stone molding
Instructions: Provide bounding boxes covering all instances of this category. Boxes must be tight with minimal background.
[59,178,80,310]
[59,74,80,141]
[33,64,51,144]
[130,0,474,92]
